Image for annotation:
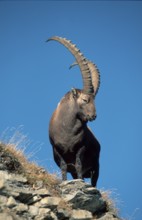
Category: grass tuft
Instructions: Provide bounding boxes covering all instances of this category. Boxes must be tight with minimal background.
[101,188,121,217]
[0,127,61,195]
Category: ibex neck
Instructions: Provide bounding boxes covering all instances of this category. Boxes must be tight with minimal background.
[50,96,86,138]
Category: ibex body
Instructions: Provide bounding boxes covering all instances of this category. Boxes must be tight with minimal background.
[47,36,101,187]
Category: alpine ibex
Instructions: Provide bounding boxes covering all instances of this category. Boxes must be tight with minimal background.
[47,36,101,187]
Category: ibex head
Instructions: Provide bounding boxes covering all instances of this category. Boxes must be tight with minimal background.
[47,36,100,121]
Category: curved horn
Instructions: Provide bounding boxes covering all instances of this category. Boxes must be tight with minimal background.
[47,36,94,94]
[70,60,100,97]
[87,61,100,96]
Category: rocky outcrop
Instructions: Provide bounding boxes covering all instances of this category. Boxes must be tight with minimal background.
[0,143,122,220]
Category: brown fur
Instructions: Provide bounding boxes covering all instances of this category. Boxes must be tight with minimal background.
[49,89,100,187]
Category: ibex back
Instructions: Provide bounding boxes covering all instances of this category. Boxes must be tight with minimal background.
[47,36,101,187]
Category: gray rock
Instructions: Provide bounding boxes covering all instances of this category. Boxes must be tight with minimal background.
[35,188,51,197]
[28,205,39,217]
[6,196,17,207]
[98,212,121,220]
[50,211,58,220]
[14,203,28,214]
[0,195,8,204]
[57,208,71,219]
[0,213,14,220]
[0,212,20,220]
[70,191,105,213]
[38,207,51,215]
[60,179,86,194]
[16,191,41,204]
[39,196,61,209]
[26,195,41,205]
[0,178,5,189]
[0,171,27,183]
[35,208,57,220]
[60,180,106,214]
[70,209,93,220]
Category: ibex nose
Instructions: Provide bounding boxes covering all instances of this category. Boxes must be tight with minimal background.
[92,114,97,120]
[87,114,97,121]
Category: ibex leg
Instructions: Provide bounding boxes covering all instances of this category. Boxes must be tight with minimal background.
[75,146,85,179]
[54,148,67,181]
[91,162,99,187]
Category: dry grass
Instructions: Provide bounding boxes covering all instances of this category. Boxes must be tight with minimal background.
[0,142,61,194]
[0,127,61,195]
[101,189,120,216]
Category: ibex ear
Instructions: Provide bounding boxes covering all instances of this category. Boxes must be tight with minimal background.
[71,88,78,99]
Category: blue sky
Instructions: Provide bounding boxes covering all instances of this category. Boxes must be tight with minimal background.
[0,1,142,219]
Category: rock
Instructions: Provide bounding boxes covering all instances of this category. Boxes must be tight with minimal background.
[38,207,51,215]
[60,179,86,194]
[16,191,40,204]
[35,208,58,220]
[35,188,51,197]
[57,208,71,219]
[50,211,58,220]
[70,209,93,220]
[98,212,121,220]
[0,170,27,183]
[0,178,5,189]
[0,213,14,220]
[35,207,51,219]
[60,180,106,214]
[0,169,121,220]
[26,195,41,205]
[39,196,61,209]
[6,196,17,207]
[28,205,39,217]
[0,195,8,204]
[14,203,28,214]
[57,199,72,219]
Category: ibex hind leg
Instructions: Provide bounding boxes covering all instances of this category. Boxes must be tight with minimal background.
[91,165,99,187]
[75,146,85,179]
[54,148,67,181]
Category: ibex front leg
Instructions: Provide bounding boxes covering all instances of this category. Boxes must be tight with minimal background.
[54,148,67,181]
[60,158,67,181]
[75,146,85,179]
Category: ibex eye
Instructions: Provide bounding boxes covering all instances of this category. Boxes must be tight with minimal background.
[82,98,88,103]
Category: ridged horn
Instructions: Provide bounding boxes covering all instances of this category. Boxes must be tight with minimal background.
[70,60,100,97]
[47,36,94,94]
[86,61,100,96]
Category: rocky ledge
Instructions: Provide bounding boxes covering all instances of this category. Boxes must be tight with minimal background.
[0,172,121,220]
[0,143,122,220]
